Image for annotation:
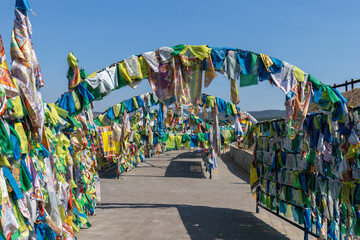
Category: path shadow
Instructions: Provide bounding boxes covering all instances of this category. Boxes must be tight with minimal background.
[164,150,206,178]
[96,203,291,240]
[99,165,118,179]
[99,150,206,179]
[172,150,202,160]
[164,160,205,178]
[99,151,247,181]
[220,152,250,184]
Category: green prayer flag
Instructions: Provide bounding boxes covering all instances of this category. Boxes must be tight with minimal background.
[82,81,102,100]
[116,63,128,89]
[10,229,20,240]
[306,149,316,166]
[120,102,126,115]
[67,68,74,81]
[240,74,258,87]
[182,134,191,143]
[197,133,206,142]
[93,118,101,126]
[324,85,340,104]
[80,68,89,80]
[240,52,258,87]
[20,163,32,192]
[308,74,323,89]
[6,98,14,111]
[0,120,13,155]
[293,173,301,189]
[303,192,311,208]
[171,44,186,56]
[0,229,5,240]
[67,116,82,128]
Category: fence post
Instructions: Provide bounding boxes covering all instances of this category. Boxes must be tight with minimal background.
[351,79,354,90]
[345,80,348,91]
[304,231,308,240]
[256,187,259,213]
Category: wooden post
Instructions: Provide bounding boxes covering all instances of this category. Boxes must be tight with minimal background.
[351,79,354,90]
[345,80,348,91]
[333,84,337,89]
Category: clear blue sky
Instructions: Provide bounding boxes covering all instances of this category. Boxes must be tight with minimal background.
[1,0,359,112]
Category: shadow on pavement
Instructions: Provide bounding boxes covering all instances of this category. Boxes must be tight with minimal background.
[172,150,202,160]
[99,151,251,184]
[164,160,205,178]
[164,150,205,178]
[96,203,291,240]
[99,165,118,179]
[99,151,249,182]
[99,150,205,179]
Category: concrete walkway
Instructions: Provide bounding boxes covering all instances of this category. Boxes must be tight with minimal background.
[78,150,314,240]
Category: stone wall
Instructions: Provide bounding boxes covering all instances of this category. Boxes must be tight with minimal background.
[229,143,253,174]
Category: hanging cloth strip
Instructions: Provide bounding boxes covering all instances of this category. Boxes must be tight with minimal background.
[270,61,297,94]
[222,50,241,80]
[0,38,18,98]
[67,52,82,90]
[230,78,240,105]
[287,80,312,131]
[238,50,258,87]
[3,167,24,200]
[204,55,217,88]
[148,52,178,105]
[11,10,45,138]
[76,82,95,104]
[97,126,115,158]
[209,46,226,70]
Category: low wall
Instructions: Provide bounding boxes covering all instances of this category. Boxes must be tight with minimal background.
[229,143,253,174]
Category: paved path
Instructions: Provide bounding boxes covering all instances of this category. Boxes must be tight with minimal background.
[78,150,314,240]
